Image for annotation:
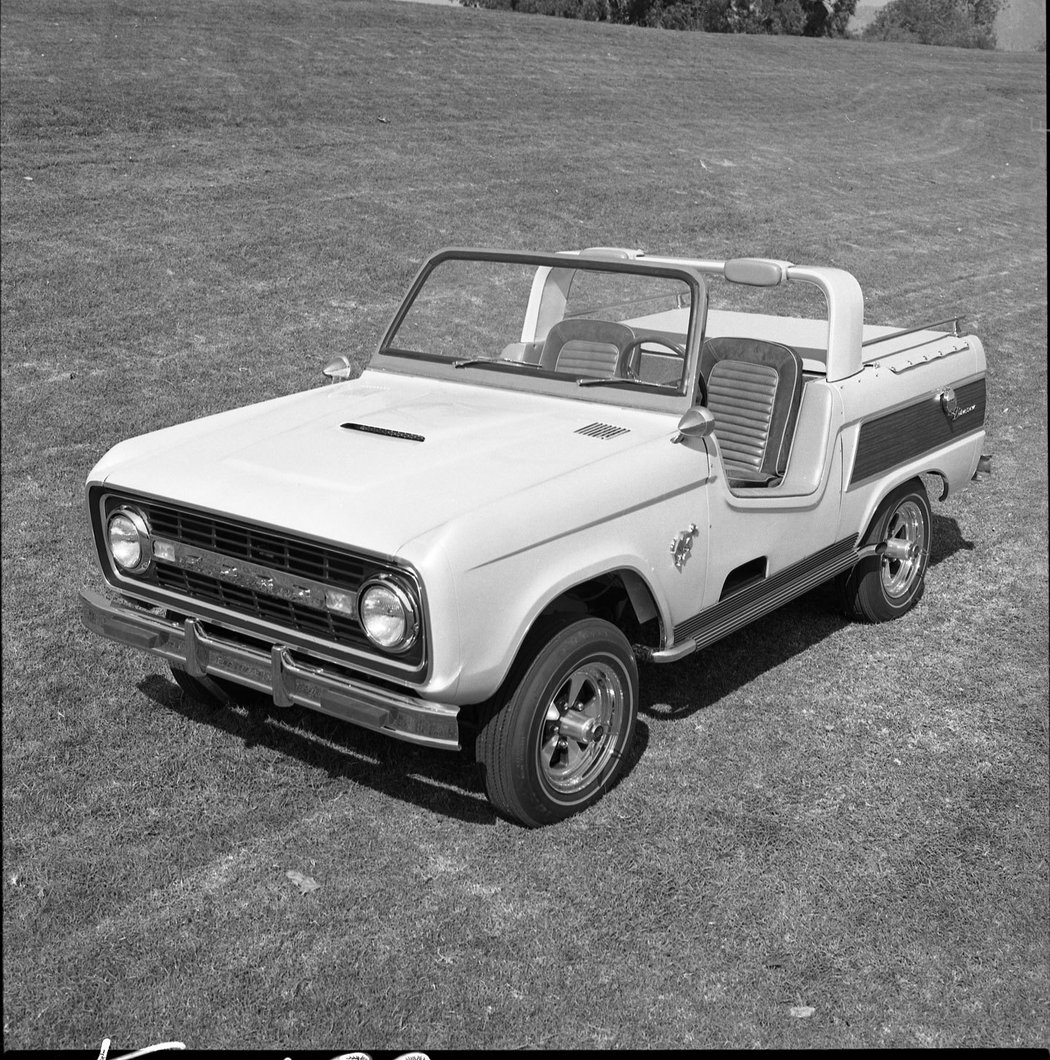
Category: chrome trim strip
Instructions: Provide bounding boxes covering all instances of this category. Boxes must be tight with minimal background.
[79,588,459,750]
[154,537,355,614]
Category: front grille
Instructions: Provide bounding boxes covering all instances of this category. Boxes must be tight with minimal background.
[154,565,364,647]
[101,494,423,668]
[147,505,369,586]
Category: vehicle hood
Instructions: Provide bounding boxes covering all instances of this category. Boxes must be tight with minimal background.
[92,370,679,556]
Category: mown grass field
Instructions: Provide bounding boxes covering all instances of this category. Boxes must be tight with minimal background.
[2,0,1047,1050]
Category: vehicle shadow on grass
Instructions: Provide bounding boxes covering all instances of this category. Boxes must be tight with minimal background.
[139,673,503,824]
[639,513,973,721]
[139,672,655,826]
[136,514,968,823]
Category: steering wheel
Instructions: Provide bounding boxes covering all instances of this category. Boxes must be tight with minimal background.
[621,337,707,404]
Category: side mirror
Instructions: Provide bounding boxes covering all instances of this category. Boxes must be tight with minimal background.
[672,406,716,444]
[323,355,353,383]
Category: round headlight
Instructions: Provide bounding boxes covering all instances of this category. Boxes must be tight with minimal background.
[358,577,419,653]
[107,507,152,575]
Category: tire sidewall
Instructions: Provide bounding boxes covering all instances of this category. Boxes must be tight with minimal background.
[500,617,639,819]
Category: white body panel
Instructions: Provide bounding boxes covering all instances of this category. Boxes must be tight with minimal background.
[90,369,714,701]
[82,249,990,734]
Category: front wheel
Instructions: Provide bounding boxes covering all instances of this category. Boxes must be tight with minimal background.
[475,617,639,827]
[839,480,932,622]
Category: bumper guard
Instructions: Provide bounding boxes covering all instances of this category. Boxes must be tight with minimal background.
[79,588,460,750]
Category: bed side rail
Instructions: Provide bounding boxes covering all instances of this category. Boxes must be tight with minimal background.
[861,316,965,348]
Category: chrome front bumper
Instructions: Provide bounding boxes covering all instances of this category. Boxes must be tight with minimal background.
[79,588,460,750]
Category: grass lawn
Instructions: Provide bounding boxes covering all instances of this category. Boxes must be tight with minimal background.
[2,0,1047,1049]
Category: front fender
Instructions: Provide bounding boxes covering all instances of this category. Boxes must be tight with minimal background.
[405,440,712,704]
[457,553,667,705]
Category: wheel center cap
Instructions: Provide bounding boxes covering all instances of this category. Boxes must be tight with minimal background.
[558,711,598,744]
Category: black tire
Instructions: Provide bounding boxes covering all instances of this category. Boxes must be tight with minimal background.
[169,664,238,709]
[475,616,639,828]
[839,480,932,622]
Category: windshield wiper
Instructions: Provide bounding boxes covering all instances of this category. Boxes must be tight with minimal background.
[576,376,679,390]
[453,357,542,370]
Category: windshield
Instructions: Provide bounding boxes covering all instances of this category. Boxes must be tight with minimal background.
[377,253,702,403]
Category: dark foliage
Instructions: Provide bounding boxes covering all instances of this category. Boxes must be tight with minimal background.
[459,0,858,37]
[861,0,1000,48]
[457,0,614,19]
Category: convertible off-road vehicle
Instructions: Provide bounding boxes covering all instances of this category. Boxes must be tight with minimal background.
[80,247,990,826]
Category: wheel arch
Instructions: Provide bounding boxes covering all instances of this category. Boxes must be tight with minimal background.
[840,476,933,623]
[469,565,665,712]
[919,468,950,503]
[856,473,929,548]
[535,567,663,643]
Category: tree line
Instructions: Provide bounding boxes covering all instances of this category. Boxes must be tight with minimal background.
[457,0,1003,48]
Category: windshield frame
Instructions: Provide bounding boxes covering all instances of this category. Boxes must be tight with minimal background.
[369,248,709,414]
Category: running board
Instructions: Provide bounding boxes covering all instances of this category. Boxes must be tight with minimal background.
[642,536,858,664]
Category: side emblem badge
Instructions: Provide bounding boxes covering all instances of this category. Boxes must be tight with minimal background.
[941,387,976,422]
[670,524,699,570]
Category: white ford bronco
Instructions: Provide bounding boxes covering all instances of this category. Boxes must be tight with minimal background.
[80,247,991,826]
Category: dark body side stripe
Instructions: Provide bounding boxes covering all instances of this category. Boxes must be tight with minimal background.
[849,377,986,487]
[674,536,858,651]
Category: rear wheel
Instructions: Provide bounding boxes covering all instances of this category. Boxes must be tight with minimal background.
[476,617,639,827]
[840,480,932,622]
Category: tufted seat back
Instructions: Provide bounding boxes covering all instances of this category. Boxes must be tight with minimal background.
[699,336,803,487]
[539,319,635,378]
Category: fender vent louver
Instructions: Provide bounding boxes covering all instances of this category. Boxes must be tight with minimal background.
[575,422,630,440]
[341,422,425,442]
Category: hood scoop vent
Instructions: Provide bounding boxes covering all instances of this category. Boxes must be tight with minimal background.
[575,422,630,440]
[341,422,425,443]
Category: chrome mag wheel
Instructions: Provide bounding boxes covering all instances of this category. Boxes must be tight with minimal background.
[476,616,639,827]
[880,498,929,600]
[538,659,627,795]
[838,479,933,623]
